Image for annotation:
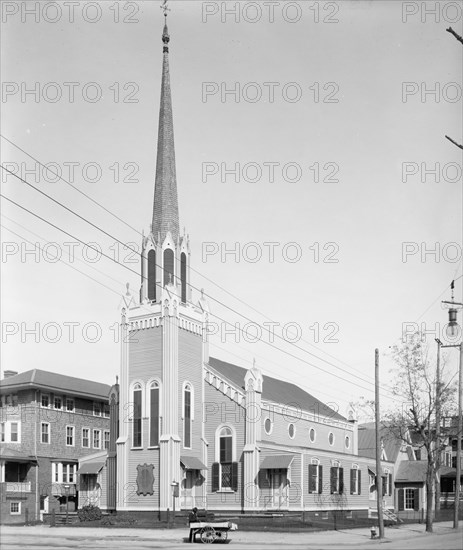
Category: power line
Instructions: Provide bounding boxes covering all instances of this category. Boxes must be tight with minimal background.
[1,134,141,236]
[2,191,399,400]
[1,135,378,385]
[1,165,387,395]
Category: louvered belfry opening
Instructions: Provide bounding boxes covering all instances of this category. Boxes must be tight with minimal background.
[147,249,156,301]
[180,252,187,303]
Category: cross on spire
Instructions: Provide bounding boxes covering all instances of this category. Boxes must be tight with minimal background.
[160,0,170,17]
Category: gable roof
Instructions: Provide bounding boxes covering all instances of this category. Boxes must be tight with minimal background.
[0,369,110,400]
[208,357,346,421]
[358,422,404,463]
[396,460,428,483]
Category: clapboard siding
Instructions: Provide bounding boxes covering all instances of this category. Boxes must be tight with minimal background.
[204,382,246,509]
[128,326,163,384]
[178,329,203,457]
[261,407,355,456]
[125,449,160,508]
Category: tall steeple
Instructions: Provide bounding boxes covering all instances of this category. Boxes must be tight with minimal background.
[140,6,190,306]
[152,11,179,244]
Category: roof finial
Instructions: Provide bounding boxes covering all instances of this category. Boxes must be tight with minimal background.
[161,1,170,52]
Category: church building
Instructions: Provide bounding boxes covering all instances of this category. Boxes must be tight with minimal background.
[111,13,395,522]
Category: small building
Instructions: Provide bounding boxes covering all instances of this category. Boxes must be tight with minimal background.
[0,369,110,523]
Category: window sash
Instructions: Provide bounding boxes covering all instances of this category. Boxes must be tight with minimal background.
[41,423,49,443]
[66,426,74,446]
[10,423,18,442]
[184,389,191,448]
[93,429,101,449]
[220,436,232,463]
[133,389,142,447]
[149,387,159,447]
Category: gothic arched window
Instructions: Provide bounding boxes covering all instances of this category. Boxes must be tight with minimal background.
[183,383,192,448]
[133,383,142,448]
[149,381,160,447]
[180,252,187,303]
[163,248,174,287]
[147,249,156,301]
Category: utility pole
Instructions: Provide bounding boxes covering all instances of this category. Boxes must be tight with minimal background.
[441,281,462,529]
[435,339,442,514]
[454,342,462,528]
[375,348,384,538]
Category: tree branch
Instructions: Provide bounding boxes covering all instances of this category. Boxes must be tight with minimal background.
[446,27,463,45]
[445,135,463,150]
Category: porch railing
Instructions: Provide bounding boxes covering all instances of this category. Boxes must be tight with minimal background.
[4,481,32,492]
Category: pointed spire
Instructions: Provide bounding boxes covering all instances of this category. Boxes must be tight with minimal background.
[152,9,179,244]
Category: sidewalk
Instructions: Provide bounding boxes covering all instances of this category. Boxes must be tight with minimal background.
[1,520,460,547]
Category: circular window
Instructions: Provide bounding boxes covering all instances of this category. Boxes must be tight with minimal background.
[328,432,334,446]
[288,423,296,439]
[264,418,273,435]
[345,435,350,449]
[309,428,316,443]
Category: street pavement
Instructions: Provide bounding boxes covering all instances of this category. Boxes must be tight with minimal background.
[0,521,461,550]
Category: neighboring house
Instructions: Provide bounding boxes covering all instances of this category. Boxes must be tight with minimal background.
[77,450,108,510]
[110,16,395,522]
[0,369,110,523]
[358,422,412,517]
[442,416,463,471]
[358,422,462,519]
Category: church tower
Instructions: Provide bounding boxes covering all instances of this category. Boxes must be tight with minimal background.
[116,9,209,516]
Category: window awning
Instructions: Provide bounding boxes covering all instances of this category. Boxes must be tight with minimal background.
[260,455,294,470]
[180,456,207,470]
[51,483,77,496]
[77,461,105,475]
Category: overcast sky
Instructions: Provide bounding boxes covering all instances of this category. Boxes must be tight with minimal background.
[1,0,462,417]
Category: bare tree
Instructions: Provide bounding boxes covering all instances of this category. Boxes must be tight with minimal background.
[445,27,463,150]
[384,333,457,533]
[348,397,376,424]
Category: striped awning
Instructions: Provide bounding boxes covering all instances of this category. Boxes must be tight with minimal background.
[77,461,105,475]
[260,455,294,470]
[51,483,77,496]
[180,456,207,470]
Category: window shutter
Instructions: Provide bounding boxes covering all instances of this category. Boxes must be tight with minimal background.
[398,489,404,511]
[212,463,220,492]
[382,475,387,496]
[231,462,239,492]
[350,469,355,494]
[330,467,336,494]
[318,465,323,494]
[413,488,419,511]
[388,473,392,496]
[357,470,361,495]
[339,468,344,494]
[308,465,316,493]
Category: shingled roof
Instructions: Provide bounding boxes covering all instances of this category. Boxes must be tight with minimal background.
[358,422,404,462]
[395,460,428,483]
[208,357,346,421]
[0,369,110,400]
[152,20,179,244]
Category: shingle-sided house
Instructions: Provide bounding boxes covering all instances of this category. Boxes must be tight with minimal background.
[0,369,110,523]
[111,15,395,523]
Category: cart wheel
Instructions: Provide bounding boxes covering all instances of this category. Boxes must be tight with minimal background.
[215,529,228,542]
[200,526,216,544]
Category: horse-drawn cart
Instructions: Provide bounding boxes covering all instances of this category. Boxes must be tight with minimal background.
[188,521,238,543]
